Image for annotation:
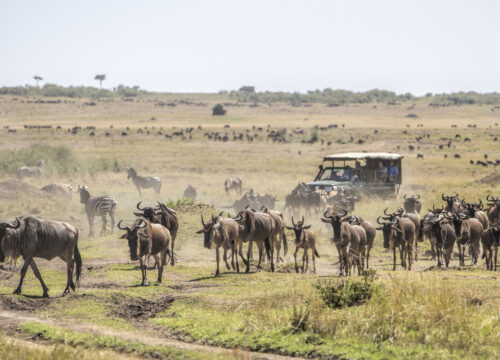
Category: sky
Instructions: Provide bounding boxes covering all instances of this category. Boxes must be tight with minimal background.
[0,0,498,95]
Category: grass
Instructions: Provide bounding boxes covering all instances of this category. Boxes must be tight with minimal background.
[0,94,498,359]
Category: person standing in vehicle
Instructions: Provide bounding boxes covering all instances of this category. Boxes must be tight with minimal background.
[388,160,398,182]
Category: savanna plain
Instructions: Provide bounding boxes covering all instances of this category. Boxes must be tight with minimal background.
[0,93,498,360]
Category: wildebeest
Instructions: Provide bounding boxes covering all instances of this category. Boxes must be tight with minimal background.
[0,215,82,297]
[234,209,274,273]
[183,185,197,201]
[462,199,489,230]
[348,216,376,268]
[17,160,45,179]
[41,183,74,199]
[118,219,170,286]
[126,167,162,196]
[424,214,456,268]
[442,193,461,214]
[77,185,117,237]
[321,210,365,276]
[377,216,415,271]
[486,194,500,226]
[197,213,245,275]
[286,216,319,273]
[481,227,499,271]
[224,177,242,195]
[451,214,483,265]
[261,206,287,262]
[232,189,276,213]
[403,194,422,214]
[383,207,420,261]
[134,202,178,266]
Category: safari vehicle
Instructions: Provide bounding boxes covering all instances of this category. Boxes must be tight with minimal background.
[307,152,403,198]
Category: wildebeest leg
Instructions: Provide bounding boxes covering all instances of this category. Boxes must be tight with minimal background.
[62,257,75,296]
[392,247,397,271]
[246,240,253,273]
[366,244,372,269]
[430,242,436,260]
[233,241,240,273]
[30,260,50,298]
[312,247,316,273]
[239,245,248,267]
[13,256,32,296]
[275,237,281,263]
[100,214,107,236]
[303,249,309,274]
[407,242,412,271]
[229,242,236,271]
[414,236,418,262]
[215,247,220,276]
[223,246,231,270]
[170,237,175,266]
[494,247,497,271]
[158,250,166,284]
[294,247,299,273]
[152,254,160,270]
[140,256,149,286]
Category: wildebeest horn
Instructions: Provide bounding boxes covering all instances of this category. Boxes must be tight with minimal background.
[414,194,420,199]
[339,210,347,218]
[377,216,384,224]
[383,208,390,215]
[3,218,21,229]
[323,209,333,219]
[201,214,206,227]
[136,220,147,229]
[291,216,296,226]
[218,211,224,217]
[486,194,493,202]
[245,204,250,209]
[301,216,304,225]
[117,220,130,231]
[136,201,145,211]
[453,192,459,198]
[477,199,483,209]
[441,193,446,201]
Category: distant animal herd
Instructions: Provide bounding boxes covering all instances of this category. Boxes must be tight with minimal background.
[0,162,499,298]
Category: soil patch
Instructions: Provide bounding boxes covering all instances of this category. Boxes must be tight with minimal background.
[111,294,175,321]
[478,173,500,184]
[0,180,49,200]
[0,296,52,312]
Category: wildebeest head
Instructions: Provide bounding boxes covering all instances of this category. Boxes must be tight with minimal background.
[376,216,396,249]
[286,216,311,245]
[126,167,137,179]
[442,193,459,212]
[403,194,421,213]
[134,201,156,222]
[321,209,346,239]
[196,212,224,249]
[450,213,468,237]
[77,185,90,204]
[118,219,147,261]
[0,218,21,262]
[382,207,403,222]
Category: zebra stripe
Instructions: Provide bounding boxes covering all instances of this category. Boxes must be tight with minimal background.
[127,167,161,195]
[86,196,117,217]
[41,183,73,198]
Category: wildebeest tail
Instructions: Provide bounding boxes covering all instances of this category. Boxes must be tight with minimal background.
[264,237,271,260]
[418,219,424,242]
[74,243,82,285]
[314,248,320,258]
[282,232,288,256]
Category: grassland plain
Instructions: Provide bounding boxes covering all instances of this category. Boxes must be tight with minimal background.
[0,94,499,359]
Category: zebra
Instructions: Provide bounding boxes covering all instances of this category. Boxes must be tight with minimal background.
[224,176,242,195]
[41,183,74,199]
[18,160,45,179]
[126,167,162,196]
[77,185,117,237]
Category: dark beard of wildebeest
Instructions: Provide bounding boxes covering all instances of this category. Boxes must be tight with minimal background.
[126,166,162,196]
[321,209,366,276]
[0,215,82,298]
[286,216,319,273]
[383,207,421,261]
[442,193,461,214]
[481,226,499,271]
[451,213,483,266]
[196,212,247,276]
[134,201,178,266]
[77,185,117,237]
[233,209,274,273]
[424,214,456,268]
[486,194,500,226]
[403,194,422,214]
[118,219,171,286]
[348,216,376,268]
[376,216,415,271]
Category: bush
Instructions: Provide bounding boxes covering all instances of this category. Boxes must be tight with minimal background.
[212,104,226,116]
[315,269,377,309]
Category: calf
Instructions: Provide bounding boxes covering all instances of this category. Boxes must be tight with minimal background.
[286,217,319,273]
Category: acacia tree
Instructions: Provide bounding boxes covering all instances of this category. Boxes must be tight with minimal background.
[34,75,43,88]
[94,74,106,89]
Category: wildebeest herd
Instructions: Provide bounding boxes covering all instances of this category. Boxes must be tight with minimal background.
[1,165,499,299]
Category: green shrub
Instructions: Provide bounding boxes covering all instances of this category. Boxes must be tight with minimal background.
[315,269,377,309]
[212,104,226,116]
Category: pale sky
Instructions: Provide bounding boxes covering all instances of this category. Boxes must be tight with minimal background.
[1,0,498,95]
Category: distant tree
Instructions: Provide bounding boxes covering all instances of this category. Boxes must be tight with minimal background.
[94,74,106,89]
[239,86,255,93]
[212,104,226,116]
[34,75,43,88]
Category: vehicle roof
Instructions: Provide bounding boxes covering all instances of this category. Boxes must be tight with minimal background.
[323,152,403,161]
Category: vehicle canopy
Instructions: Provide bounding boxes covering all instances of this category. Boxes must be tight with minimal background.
[307,152,403,197]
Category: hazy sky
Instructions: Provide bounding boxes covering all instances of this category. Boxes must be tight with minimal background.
[1,1,498,94]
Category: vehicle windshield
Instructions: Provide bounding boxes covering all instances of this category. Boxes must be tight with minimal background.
[319,167,353,181]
